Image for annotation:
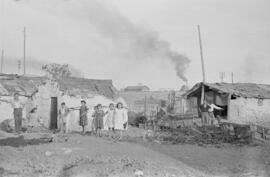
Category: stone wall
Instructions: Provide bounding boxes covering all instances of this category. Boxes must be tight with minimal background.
[34,80,61,128]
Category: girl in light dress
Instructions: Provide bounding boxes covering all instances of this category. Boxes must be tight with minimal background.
[104,103,115,137]
[113,102,128,140]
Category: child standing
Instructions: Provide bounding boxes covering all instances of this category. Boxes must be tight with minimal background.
[79,100,89,134]
[58,102,70,134]
[114,102,128,140]
[93,104,105,137]
[105,103,115,138]
[27,107,38,133]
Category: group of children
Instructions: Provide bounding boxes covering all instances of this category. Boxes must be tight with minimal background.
[58,100,128,139]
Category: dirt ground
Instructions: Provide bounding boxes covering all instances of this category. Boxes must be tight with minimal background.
[0,128,269,177]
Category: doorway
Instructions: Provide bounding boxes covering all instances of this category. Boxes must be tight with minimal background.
[50,97,58,129]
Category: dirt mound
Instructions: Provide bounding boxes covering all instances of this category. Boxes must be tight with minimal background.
[0,135,51,147]
[0,130,17,139]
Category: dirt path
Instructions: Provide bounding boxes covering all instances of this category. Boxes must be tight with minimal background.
[138,141,270,177]
[0,131,269,177]
[0,134,207,177]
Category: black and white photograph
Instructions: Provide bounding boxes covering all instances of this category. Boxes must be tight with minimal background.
[0,0,269,176]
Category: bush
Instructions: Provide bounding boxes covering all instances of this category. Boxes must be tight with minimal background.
[128,111,147,127]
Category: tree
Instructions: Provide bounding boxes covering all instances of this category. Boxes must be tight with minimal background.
[42,63,71,78]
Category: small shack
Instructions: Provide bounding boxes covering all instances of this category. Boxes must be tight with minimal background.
[0,74,122,132]
[185,82,270,126]
[124,85,150,92]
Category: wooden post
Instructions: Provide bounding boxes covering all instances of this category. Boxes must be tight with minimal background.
[197,25,206,83]
[144,95,147,129]
[201,84,205,104]
[197,25,206,104]
[227,93,231,120]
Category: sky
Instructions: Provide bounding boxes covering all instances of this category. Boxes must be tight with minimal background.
[0,0,270,90]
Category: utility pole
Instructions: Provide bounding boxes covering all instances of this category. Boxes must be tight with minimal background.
[1,49,3,73]
[231,72,234,83]
[18,60,21,74]
[197,25,206,82]
[23,26,26,75]
[220,72,225,82]
[197,25,206,104]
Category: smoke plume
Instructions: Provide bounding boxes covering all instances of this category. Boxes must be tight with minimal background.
[14,0,190,81]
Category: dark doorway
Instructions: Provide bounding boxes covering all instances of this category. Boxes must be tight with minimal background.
[50,97,58,129]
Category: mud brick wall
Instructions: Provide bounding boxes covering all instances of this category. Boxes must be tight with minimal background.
[229,97,270,125]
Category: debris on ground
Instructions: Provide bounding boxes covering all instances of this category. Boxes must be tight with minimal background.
[134,169,144,177]
[52,134,69,143]
[45,151,54,156]
[147,126,259,146]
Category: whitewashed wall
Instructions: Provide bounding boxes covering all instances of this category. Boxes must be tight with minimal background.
[0,79,126,132]
[35,80,61,128]
[229,97,270,125]
[62,95,123,132]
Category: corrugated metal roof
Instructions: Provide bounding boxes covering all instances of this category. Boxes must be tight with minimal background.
[185,82,270,99]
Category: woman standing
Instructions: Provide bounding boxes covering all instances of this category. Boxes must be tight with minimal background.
[79,100,89,134]
[114,102,128,140]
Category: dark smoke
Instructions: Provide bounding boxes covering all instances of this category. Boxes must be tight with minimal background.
[14,0,191,81]
[73,0,191,81]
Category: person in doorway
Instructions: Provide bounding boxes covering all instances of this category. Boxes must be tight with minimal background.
[207,102,223,125]
[105,103,115,138]
[199,101,210,126]
[93,104,105,137]
[114,102,128,140]
[27,107,38,132]
[58,102,70,134]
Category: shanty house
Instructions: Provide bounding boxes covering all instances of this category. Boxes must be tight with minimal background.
[0,74,122,132]
[185,82,270,126]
